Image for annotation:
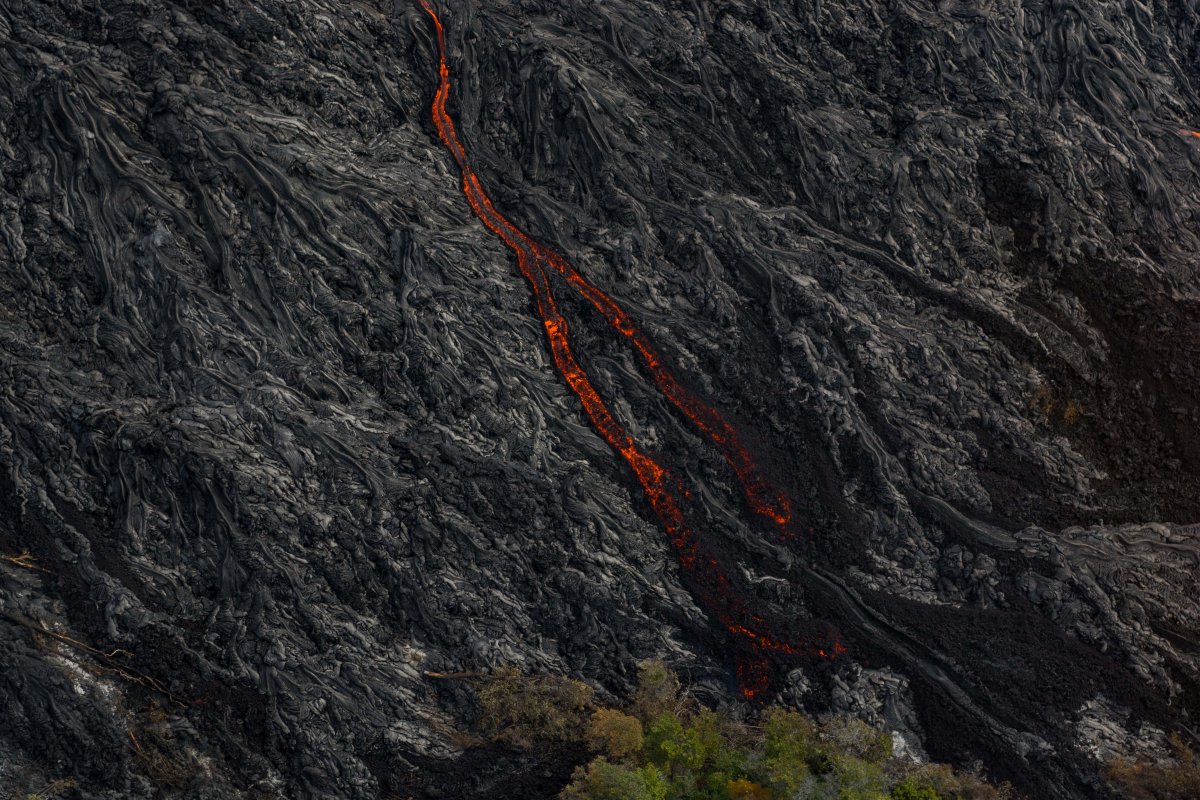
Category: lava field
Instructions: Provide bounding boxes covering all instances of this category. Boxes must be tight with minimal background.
[2,1,1199,798]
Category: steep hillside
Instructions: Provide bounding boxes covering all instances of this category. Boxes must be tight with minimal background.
[1,1,1198,798]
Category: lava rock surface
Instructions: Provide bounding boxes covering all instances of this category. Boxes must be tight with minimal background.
[1,1,1198,798]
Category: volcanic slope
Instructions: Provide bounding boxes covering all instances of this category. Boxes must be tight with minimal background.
[1,1,1199,799]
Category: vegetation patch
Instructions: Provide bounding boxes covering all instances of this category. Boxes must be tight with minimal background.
[476,665,595,750]
[468,661,1015,800]
[1103,736,1200,800]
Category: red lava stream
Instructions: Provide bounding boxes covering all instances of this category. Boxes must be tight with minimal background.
[419,1,844,696]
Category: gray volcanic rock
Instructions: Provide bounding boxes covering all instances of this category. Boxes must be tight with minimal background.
[1,1,1198,798]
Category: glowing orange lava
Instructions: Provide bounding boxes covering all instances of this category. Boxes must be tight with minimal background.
[419,1,842,695]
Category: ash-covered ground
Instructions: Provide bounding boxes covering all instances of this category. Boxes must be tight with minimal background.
[2,1,1199,798]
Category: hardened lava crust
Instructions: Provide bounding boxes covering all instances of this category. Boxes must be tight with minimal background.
[1,1,1199,798]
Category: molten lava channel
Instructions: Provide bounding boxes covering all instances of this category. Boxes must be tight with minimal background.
[418,1,844,695]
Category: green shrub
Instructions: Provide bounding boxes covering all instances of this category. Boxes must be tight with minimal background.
[632,660,681,721]
[690,708,723,762]
[588,708,644,760]
[820,716,893,763]
[645,713,707,776]
[893,763,1013,800]
[827,753,888,799]
[761,709,814,795]
[561,758,669,800]
[476,666,594,749]
[891,777,943,800]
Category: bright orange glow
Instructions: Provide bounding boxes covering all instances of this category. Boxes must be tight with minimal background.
[418,2,842,697]
[1180,128,1200,139]
[539,246,794,527]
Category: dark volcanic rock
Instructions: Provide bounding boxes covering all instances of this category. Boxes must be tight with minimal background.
[1,1,1198,798]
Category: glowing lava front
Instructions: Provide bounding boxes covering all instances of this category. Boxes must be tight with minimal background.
[418,1,842,695]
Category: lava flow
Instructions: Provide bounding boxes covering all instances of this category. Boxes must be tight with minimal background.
[418,1,841,695]
[539,245,794,529]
